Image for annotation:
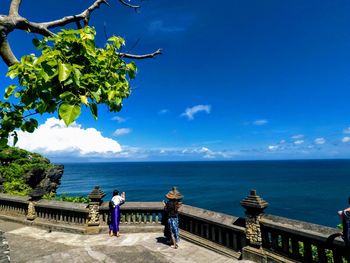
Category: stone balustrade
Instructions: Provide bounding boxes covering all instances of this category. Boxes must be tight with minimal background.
[259,214,349,263]
[100,201,164,225]
[178,204,246,258]
[0,189,349,262]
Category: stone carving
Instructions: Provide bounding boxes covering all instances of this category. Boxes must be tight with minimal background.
[87,186,105,227]
[27,201,36,220]
[87,203,100,226]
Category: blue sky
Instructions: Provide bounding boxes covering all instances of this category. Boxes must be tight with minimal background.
[1,0,350,161]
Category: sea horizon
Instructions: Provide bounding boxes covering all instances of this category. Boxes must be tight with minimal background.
[52,157,350,164]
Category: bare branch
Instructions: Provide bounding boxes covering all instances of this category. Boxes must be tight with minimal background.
[41,0,108,29]
[118,0,141,10]
[16,19,54,37]
[0,34,18,66]
[9,0,22,16]
[118,49,162,59]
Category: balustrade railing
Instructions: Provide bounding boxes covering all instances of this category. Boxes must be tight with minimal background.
[0,194,28,217]
[99,201,164,225]
[260,214,349,263]
[1,191,349,262]
[179,204,246,256]
[34,199,88,225]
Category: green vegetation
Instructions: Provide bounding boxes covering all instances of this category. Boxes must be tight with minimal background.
[0,146,52,196]
[0,146,89,203]
[43,193,89,203]
[1,26,136,145]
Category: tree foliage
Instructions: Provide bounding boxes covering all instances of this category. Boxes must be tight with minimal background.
[0,0,161,146]
[1,27,136,146]
[0,146,52,196]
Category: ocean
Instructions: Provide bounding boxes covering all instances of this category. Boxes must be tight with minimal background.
[57,160,350,228]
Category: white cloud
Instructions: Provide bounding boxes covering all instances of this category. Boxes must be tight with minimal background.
[343,127,350,134]
[158,109,169,115]
[342,137,350,143]
[292,134,304,140]
[268,145,279,151]
[113,128,132,136]
[294,140,304,145]
[181,105,211,120]
[12,118,121,156]
[253,119,268,126]
[314,137,326,145]
[279,140,286,144]
[149,20,185,33]
[112,116,126,123]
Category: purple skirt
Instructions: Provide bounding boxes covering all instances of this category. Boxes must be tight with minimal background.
[109,205,121,234]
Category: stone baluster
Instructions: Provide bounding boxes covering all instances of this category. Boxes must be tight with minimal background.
[86,186,105,234]
[27,187,45,221]
[241,189,269,262]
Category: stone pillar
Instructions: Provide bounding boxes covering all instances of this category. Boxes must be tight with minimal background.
[86,186,105,234]
[240,189,268,248]
[27,187,45,221]
[240,190,269,263]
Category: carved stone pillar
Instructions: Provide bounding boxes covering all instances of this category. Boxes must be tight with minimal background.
[27,187,45,221]
[240,189,268,248]
[86,186,105,233]
[26,201,36,220]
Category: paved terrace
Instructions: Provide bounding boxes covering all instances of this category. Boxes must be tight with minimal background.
[0,220,254,263]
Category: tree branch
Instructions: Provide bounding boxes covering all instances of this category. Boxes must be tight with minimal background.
[118,48,162,59]
[9,0,22,16]
[41,0,108,29]
[0,33,18,66]
[16,19,54,37]
[118,0,141,10]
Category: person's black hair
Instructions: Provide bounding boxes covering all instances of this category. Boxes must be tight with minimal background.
[113,189,119,196]
[348,196,350,204]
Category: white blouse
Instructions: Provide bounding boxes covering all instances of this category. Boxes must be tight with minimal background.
[112,195,125,206]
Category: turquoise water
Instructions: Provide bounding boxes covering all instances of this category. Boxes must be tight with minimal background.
[57,160,350,227]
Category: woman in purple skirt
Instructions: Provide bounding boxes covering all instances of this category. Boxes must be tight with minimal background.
[108,189,125,237]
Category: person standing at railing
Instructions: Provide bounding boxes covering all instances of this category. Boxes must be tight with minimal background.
[108,189,125,237]
[163,187,183,249]
[338,196,350,248]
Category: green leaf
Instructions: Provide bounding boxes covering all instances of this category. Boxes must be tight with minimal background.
[12,131,18,146]
[126,62,137,79]
[21,120,36,133]
[36,100,47,114]
[89,103,98,120]
[59,91,75,101]
[0,138,8,147]
[58,61,72,82]
[6,68,19,79]
[29,118,38,129]
[4,85,16,100]
[59,103,81,126]
[72,67,82,87]
[32,38,40,47]
[107,36,125,49]
[91,89,101,102]
[107,90,116,102]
